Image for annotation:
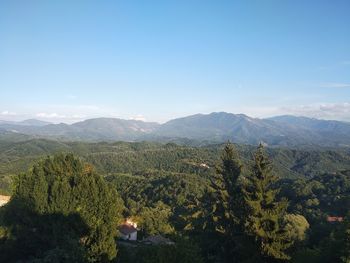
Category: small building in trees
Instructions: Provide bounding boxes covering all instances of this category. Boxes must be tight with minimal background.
[327,216,344,223]
[0,195,10,207]
[199,163,210,169]
[118,219,138,241]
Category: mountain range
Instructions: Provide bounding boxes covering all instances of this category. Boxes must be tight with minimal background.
[1,112,350,147]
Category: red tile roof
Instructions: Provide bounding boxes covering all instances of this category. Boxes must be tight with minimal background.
[327,216,344,222]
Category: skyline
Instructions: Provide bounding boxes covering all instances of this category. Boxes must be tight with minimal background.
[2,107,350,125]
[1,1,350,123]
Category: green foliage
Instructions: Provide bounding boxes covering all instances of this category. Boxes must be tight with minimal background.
[284,214,309,243]
[0,154,124,262]
[138,201,175,235]
[243,144,292,261]
[0,139,350,262]
[340,215,350,263]
[291,248,322,263]
[208,142,245,260]
[215,142,244,227]
[107,170,210,236]
[117,236,203,263]
[1,139,350,195]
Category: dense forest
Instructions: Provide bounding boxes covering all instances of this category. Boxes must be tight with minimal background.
[1,138,350,195]
[0,138,350,262]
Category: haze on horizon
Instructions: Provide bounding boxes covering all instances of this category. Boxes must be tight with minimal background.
[1,1,349,124]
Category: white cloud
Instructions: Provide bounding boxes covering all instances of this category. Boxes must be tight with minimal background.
[315,61,350,71]
[35,112,88,122]
[129,115,147,121]
[71,114,86,119]
[280,102,350,121]
[1,110,16,116]
[26,104,121,123]
[280,103,350,118]
[36,113,67,118]
[236,102,350,122]
[2,105,112,123]
[311,104,349,121]
[319,82,350,88]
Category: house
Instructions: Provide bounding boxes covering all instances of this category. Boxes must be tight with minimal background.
[142,234,175,245]
[118,219,138,241]
[199,163,210,169]
[327,216,344,223]
[0,195,10,207]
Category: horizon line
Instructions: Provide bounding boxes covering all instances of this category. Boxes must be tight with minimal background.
[1,111,349,125]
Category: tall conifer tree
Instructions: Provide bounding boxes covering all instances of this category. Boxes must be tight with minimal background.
[243,144,292,261]
[211,142,245,261]
[216,142,244,231]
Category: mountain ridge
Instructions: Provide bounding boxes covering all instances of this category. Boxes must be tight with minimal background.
[1,113,350,147]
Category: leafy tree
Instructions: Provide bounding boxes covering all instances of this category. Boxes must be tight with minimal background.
[243,144,292,261]
[339,214,350,263]
[138,201,175,236]
[0,154,124,262]
[117,236,203,263]
[284,214,309,243]
[291,248,322,263]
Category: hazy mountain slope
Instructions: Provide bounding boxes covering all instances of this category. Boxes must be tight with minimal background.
[18,119,52,126]
[0,130,34,143]
[155,112,325,146]
[0,113,350,147]
[268,115,350,132]
[0,123,78,140]
[0,119,51,127]
[268,115,350,146]
[70,118,160,140]
[0,118,160,141]
[155,112,273,139]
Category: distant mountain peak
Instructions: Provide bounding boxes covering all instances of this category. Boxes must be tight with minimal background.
[0,113,349,147]
[19,119,52,126]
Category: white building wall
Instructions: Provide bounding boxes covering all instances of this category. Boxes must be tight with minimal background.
[129,231,137,241]
[121,231,137,241]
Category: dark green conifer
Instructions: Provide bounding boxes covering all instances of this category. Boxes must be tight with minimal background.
[243,144,292,261]
[215,142,244,232]
[209,142,245,261]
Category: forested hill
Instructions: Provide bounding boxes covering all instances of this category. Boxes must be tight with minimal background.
[0,138,349,195]
[1,139,350,262]
[1,112,350,147]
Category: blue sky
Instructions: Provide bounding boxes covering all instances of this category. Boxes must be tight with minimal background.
[0,0,349,123]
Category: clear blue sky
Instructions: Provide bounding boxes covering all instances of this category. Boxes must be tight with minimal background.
[0,0,349,123]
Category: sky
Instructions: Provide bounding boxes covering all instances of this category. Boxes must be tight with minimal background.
[0,0,350,123]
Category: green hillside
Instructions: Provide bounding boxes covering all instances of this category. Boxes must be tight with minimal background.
[1,139,349,195]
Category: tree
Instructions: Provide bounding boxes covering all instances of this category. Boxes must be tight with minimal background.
[0,154,124,262]
[214,142,244,229]
[118,236,203,263]
[207,142,245,261]
[243,144,292,261]
[284,214,309,244]
[138,201,175,236]
[339,214,350,263]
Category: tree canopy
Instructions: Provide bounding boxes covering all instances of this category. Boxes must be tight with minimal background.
[0,154,124,262]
